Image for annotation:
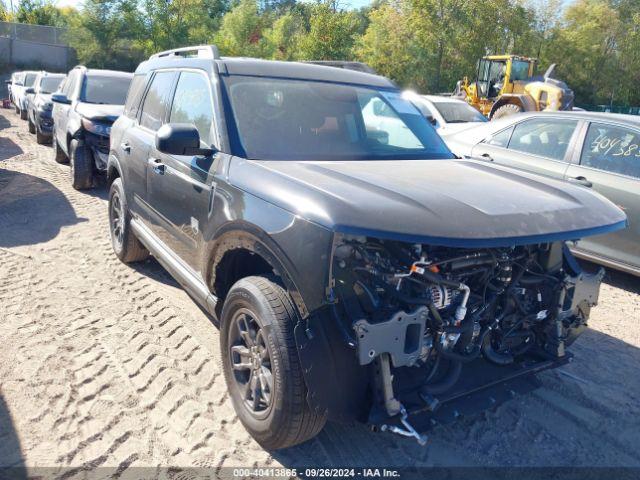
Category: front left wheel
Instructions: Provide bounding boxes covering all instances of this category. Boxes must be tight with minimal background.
[69,139,94,190]
[28,117,35,134]
[35,128,49,145]
[220,276,326,450]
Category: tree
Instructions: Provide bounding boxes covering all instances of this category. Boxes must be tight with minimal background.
[65,0,145,70]
[15,0,66,26]
[297,1,359,60]
[546,0,624,105]
[215,0,268,57]
[354,1,425,88]
[263,11,305,60]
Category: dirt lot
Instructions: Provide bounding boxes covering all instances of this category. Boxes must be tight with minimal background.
[0,109,639,478]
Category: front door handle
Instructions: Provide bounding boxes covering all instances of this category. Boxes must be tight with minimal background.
[568,176,592,188]
[481,153,494,162]
[150,157,165,175]
[120,142,131,153]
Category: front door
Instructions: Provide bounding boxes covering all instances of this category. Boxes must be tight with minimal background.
[146,70,218,271]
[53,71,78,153]
[566,121,640,271]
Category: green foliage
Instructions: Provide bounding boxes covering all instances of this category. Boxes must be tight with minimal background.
[354,2,424,88]
[297,2,359,60]
[263,11,305,60]
[215,0,267,57]
[8,0,640,106]
[14,0,67,26]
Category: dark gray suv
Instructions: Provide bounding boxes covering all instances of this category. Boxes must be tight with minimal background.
[51,66,132,189]
[108,46,626,449]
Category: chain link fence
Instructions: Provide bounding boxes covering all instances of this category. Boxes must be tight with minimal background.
[578,104,640,116]
[0,21,67,46]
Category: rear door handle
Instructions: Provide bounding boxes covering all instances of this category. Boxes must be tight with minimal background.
[120,142,131,153]
[568,176,592,188]
[150,157,165,175]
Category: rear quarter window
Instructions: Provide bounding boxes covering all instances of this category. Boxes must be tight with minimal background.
[124,74,147,119]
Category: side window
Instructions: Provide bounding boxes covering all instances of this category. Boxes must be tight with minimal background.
[581,123,640,179]
[140,71,175,131]
[507,118,577,161]
[124,74,147,119]
[56,77,67,94]
[483,126,513,147]
[169,71,214,146]
[64,72,80,98]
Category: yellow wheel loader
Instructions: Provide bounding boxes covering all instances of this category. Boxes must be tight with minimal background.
[453,55,574,119]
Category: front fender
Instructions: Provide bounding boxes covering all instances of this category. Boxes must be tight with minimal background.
[205,223,311,318]
[106,154,124,187]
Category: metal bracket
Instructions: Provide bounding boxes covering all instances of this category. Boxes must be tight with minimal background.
[381,406,428,446]
[353,306,428,367]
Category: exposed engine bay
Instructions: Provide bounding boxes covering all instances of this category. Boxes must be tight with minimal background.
[330,235,604,443]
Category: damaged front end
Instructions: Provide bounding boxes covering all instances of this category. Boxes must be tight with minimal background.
[329,234,603,443]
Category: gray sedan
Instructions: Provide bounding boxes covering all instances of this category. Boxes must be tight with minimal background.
[443,111,639,276]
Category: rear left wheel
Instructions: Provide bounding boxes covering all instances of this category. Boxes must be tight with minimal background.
[20,108,27,120]
[108,177,149,263]
[220,276,326,450]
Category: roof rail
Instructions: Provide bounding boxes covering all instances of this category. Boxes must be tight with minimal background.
[150,45,220,60]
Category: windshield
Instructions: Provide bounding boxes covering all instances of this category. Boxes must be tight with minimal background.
[511,60,531,81]
[433,102,487,123]
[223,76,454,161]
[39,77,63,94]
[24,73,37,87]
[81,75,132,105]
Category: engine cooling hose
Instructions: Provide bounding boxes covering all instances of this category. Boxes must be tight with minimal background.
[482,330,514,365]
[421,359,462,395]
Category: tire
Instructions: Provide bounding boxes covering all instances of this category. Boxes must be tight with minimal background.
[220,276,326,450]
[69,139,94,190]
[492,103,524,120]
[14,105,19,114]
[52,135,68,164]
[108,177,149,263]
[20,108,27,120]
[36,128,49,145]
[28,117,35,134]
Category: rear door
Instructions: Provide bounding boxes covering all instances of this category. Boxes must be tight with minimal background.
[132,70,177,226]
[565,121,640,271]
[471,116,580,179]
[146,69,218,271]
[116,73,151,217]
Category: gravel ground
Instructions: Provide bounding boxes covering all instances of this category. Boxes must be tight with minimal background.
[0,110,639,479]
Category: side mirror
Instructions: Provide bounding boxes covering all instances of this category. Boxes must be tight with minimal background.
[51,93,71,104]
[155,123,214,156]
[25,87,35,94]
[426,115,437,126]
